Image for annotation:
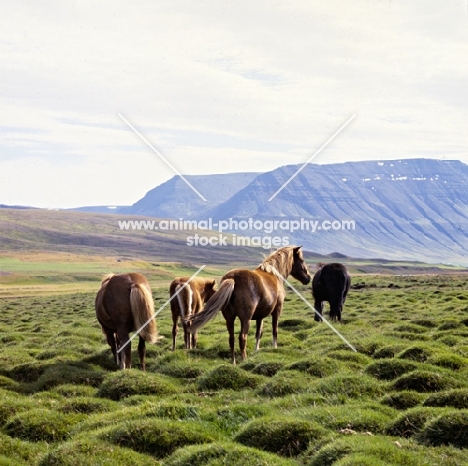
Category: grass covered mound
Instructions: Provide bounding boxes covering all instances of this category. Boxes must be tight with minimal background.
[0,433,46,465]
[364,359,417,380]
[380,391,426,410]
[211,404,269,434]
[385,407,451,438]
[59,397,117,414]
[98,370,178,400]
[285,357,341,377]
[418,411,468,448]
[397,345,435,363]
[101,418,220,458]
[257,370,311,397]
[305,434,466,466]
[423,389,468,409]
[314,374,384,398]
[196,364,262,391]
[5,409,84,442]
[164,441,297,466]
[299,405,393,434]
[0,389,37,426]
[249,361,285,376]
[391,370,460,393]
[37,439,160,466]
[234,417,326,457]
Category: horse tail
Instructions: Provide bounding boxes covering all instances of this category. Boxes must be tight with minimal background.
[176,283,193,320]
[187,279,235,333]
[129,282,158,343]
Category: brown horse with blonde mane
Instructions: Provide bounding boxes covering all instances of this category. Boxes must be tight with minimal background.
[95,273,158,370]
[187,246,311,364]
[170,276,217,350]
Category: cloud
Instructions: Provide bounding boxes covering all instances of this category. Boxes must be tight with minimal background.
[0,0,467,208]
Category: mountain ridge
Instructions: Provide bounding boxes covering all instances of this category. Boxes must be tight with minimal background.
[60,158,468,264]
[110,158,467,264]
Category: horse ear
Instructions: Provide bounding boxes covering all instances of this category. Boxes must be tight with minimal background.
[293,246,302,254]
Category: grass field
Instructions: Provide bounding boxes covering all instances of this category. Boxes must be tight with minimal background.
[0,267,468,465]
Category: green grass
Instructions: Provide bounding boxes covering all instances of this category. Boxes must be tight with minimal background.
[1,269,468,464]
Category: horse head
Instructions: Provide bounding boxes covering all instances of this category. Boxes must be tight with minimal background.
[204,279,217,301]
[291,246,311,285]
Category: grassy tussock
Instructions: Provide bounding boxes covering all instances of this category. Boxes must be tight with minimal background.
[37,439,160,465]
[164,441,297,465]
[196,364,263,391]
[380,391,426,410]
[257,370,312,397]
[418,411,468,448]
[5,409,84,442]
[100,418,220,458]
[98,370,178,400]
[305,434,466,466]
[391,370,461,393]
[285,357,341,377]
[385,407,452,438]
[235,417,326,457]
[364,359,418,380]
[423,389,468,409]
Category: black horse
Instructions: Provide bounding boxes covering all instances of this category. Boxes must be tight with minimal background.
[312,263,350,322]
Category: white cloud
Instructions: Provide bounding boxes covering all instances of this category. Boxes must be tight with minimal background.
[0,0,467,207]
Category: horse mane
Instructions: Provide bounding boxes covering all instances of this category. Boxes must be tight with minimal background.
[100,273,115,285]
[256,246,295,278]
[316,262,326,270]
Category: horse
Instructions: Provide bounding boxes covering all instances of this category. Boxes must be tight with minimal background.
[170,276,217,350]
[312,263,351,322]
[95,273,158,370]
[187,246,311,364]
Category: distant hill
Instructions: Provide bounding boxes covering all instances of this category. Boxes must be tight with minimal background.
[69,205,128,214]
[119,172,260,218]
[1,208,466,275]
[0,208,262,266]
[111,158,468,265]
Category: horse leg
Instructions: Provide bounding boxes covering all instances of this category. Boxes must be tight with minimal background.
[171,315,178,351]
[138,335,146,370]
[116,327,131,369]
[239,318,250,361]
[255,319,263,351]
[271,313,279,348]
[191,330,198,350]
[225,316,236,364]
[329,297,341,321]
[105,330,118,365]
[180,319,194,349]
[314,300,324,322]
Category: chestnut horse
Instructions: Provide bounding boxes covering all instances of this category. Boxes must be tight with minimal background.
[170,276,217,350]
[95,273,158,370]
[312,263,351,322]
[187,246,311,364]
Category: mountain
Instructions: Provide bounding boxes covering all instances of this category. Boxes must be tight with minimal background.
[118,158,468,264]
[119,172,259,218]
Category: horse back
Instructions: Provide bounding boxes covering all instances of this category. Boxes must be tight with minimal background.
[170,276,216,317]
[96,273,148,331]
[312,263,350,303]
[222,268,283,315]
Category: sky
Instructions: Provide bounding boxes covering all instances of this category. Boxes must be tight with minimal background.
[1,0,467,209]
